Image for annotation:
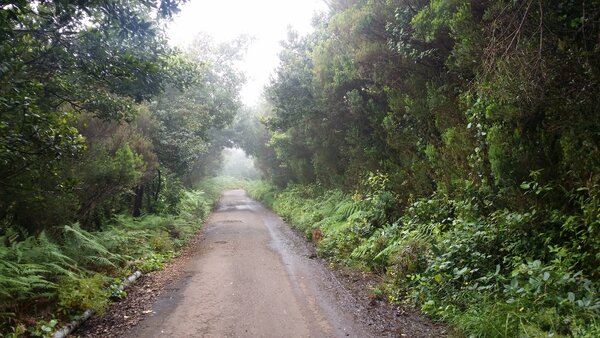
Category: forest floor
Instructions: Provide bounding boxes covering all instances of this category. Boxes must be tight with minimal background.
[75,190,447,337]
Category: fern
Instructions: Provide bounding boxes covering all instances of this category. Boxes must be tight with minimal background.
[96,226,149,258]
[62,224,123,269]
[0,244,57,305]
[409,222,440,241]
[15,233,78,271]
[0,231,80,307]
[334,200,359,221]
[1,185,220,328]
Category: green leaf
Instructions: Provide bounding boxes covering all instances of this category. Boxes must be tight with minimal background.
[542,272,550,281]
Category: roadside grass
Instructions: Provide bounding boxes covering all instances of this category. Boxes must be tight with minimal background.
[0,176,242,337]
[244,180,278,208]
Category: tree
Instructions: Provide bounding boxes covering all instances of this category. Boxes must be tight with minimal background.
[149,35,246,180]
[0,0,192,232]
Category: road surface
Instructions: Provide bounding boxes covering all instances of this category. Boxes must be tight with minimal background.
[126,189,372,338]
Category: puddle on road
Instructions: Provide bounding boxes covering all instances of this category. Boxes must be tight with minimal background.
[216,200,262,212]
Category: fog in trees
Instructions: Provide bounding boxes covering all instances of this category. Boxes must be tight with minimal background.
[218,148,262,180]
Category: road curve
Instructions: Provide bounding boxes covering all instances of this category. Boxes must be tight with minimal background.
[126,189,373,338]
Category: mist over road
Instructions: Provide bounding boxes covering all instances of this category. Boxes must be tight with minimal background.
[126,189,372,337]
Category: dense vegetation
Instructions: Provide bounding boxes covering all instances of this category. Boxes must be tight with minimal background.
[244,0,600,336]
[0,1,245,335]
[2,0,599,336]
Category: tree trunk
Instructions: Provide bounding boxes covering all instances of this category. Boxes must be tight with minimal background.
[132,185,144,217]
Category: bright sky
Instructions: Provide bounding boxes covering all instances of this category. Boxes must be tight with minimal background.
[168,0,327,106]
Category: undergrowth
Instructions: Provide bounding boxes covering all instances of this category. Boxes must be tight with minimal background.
[248,178,600,337]
[0,176,241,336]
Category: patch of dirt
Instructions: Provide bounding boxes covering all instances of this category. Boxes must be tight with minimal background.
[331,267,448,337]
[73,232,206,338]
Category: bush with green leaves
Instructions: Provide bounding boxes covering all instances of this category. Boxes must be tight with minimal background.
[245,180,278,208]
[57,274,110,315]
[27,319,59,338]
[251,179,600,337]
[139,252,176,273]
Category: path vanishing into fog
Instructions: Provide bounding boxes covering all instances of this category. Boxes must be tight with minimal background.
[126,189,372,337]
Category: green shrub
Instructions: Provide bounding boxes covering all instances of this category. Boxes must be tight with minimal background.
[148,231,174,253]
[261,182,600,337]
[28,318,59,338]
[61,224,123,270]
[0,233,71,305]
[57,274,110,315]
[245,180,278,208]
[139,252,174,273]
[178,190,210,220]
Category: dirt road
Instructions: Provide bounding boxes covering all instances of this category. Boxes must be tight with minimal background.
[126,189,372,338]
